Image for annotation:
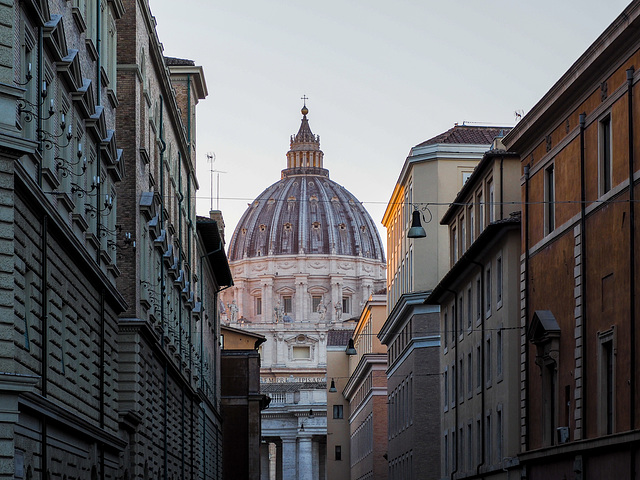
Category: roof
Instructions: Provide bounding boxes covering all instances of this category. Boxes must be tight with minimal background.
[228,109,386,262]
[327,329,354,347]
[440,147,518,225]
[414,125,510,148]
[196,217,233,288]
[164,56,195,66]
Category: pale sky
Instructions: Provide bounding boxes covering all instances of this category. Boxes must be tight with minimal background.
[151,0,631,246]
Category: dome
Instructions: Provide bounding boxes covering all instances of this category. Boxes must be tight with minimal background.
[228,107,385,262]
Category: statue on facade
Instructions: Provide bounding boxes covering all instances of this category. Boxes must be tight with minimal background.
[228,300,239,323]
[334,301,343,321]
[274,301,284,323]
[316,300,328,321]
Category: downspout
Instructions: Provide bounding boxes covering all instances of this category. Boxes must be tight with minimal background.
[471,260,486,476]
[447,288,458,480]
[100,290,105,480]
[41,215,49,475]
[37,26,43,185]
[579,112,588,438]
[95,0,102,266]
[524,162,531,450]
[159,95,168,480]
[627,67,636,435]
[500,156,504,220]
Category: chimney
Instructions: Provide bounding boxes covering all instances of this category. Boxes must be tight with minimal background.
[210,210,226,244]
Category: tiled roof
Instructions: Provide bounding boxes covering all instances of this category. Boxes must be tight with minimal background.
[414,125,510,147]
[327,329,353,347]
[164,56,195,66]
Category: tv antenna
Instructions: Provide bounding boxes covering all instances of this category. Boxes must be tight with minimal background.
[206,152,227,211]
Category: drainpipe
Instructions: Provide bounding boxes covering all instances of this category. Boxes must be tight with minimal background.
[95,0,102,267]
[37,26,43,185]
[41,214,49,475]
[627,68,636,436]
[158,95,168,480]
[446,288,459,480]
[471,260,486,476]
[579,113,588,438]
[499,156,504,220]
[524,162,531,451]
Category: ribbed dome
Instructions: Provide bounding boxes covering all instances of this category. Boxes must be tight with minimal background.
[228,107,385,262]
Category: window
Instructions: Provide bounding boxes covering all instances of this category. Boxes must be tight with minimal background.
[488,180,495,223]
[600,114,612,195]
[476,277,481,323]
[545,164,555,233]
[335,445,342,461]
[467,287,472,330]
[476,345,482,390]
[312,295,322,312]
[459,358,464,403]
[497,407,503,462]
[469,206,475,243]
[458,296,463,335]
[444,310,448,349]
[452,365,456,408]
[467,352,473,396]
[255,296,262,315]
[467,423,472,469]
[444,368,449,408]
[496,255,503,307]
[452,227,458,264]
[477,191,484,231]
[486,336,492,385]
[486,412,492,464]
[460,215,466,253]
[342,296,351,315]
[497,327,503,379]
[444,432,449,474]
[292,346,310,359]
[486,267,492,316]
[283,295,292,314]
[333,404,344,419]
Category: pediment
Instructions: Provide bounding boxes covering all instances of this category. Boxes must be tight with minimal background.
[527,310,560,345]
[43,14,68,62]
[57,49,83,92]
[86,105,106,142]
[285,334,318,345]
[72,78,96,118]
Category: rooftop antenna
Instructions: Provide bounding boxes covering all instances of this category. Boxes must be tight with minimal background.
[206,152,227,211]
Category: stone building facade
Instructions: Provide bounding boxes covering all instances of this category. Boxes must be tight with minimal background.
[222,105,386,479]
[379,125,506,479]
[0,0,126,478]
[503,1,640,477]
[0,0,228,478]
[427,143,521,480]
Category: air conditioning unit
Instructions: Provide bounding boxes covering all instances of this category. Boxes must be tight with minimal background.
[557,426,570,444]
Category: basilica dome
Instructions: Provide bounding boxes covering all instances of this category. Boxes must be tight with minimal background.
[228,107,385,262]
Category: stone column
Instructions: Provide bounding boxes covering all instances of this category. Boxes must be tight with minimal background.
[312,439,320,480]
[281,436,297,480]
[260,442,270,480]
[298,436,313,480]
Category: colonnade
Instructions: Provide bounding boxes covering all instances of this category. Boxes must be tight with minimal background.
[260,436,326,480]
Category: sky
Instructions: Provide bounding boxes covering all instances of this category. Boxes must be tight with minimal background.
[150,0,632,246]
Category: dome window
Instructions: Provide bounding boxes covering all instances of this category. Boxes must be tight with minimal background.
[361,225,367,232]
[284,223,292,231]
[339,223,346,230]
[241,228,247,235]
[268,198,275,205]
[331,196,339,203]
[312,222,321,230]
[259,224,266,232]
